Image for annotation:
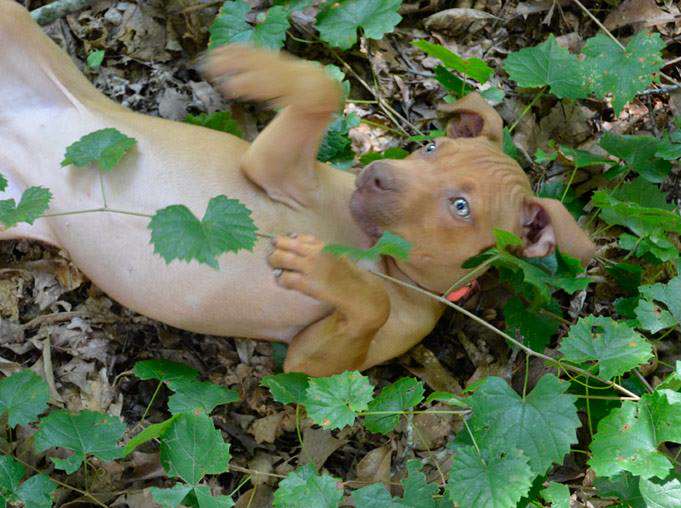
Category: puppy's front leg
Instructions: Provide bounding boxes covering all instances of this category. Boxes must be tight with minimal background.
[268,235,390,376]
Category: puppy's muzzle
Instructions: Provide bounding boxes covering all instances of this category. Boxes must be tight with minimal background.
[355,161,401,193]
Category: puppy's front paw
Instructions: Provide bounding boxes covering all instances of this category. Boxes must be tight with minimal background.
[267,234,345,304]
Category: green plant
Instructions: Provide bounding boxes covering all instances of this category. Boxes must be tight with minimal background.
[1,2,680,505]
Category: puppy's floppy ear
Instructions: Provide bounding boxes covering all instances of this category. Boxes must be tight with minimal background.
[521,197,596,266]
[437,92,503,146]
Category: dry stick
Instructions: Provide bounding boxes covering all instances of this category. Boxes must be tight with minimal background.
[570,0,680,87]
[31,0,99,25]
[369,269,641,400]
[330,51,419,137]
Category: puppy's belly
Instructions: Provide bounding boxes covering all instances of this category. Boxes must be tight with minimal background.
[53,213,331,343]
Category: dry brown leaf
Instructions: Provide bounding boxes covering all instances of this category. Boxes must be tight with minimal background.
[300,426,347,470]
[235,485,275,508]
[250,413,284,444]
[604,0,676,31]
[354,445,392,486]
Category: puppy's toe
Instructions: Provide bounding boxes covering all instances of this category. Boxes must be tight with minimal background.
[268,249,307,272]
[275,271,306,292]
[273,235,319,256]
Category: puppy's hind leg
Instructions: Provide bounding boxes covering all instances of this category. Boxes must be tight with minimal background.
[203,46,343,209]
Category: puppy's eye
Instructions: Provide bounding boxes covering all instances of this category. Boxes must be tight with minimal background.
[424,142,437,154]
[450,197,470,218]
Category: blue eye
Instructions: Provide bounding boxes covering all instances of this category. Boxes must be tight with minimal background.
[424,142,437,153]
[450,197,470,217]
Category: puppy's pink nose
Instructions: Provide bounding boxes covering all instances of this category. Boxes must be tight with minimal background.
[356,161,397,192]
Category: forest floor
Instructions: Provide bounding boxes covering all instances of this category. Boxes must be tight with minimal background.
[1,0,681,506]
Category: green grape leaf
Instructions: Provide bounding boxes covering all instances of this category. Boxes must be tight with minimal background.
[34,410,126,473]
[193,485,235,508]
[607,262,643,295]
[273,464,343,508]
[658,361,681,391]
[503,296,560,352]
[150,484,193,508]
[0,370,49,428]
[86,50,105,70]
[159,412,231,484]
[0,457,56,508]
[599,132,671,183]
[133,359,199,384]
[318,113,360,167]
[656,133,681,161]
[0,187,52,228]
[583,32,664,115]
[324,231,412,262]
[167,378,239,415]
[433,66,474,96]
[594,472,645,508]
[0,173,7,192]
[305,371,374,429]
[14,474,57,508]
[639,275,681,325]
[592,190,681,238]
[635,299,677,333]
[503,35,588,99]
[447,445,534,508]
[316,0,402,50]
[412,40,493,84]
[149,195,257,269]
[640,476,681,508]
[185,112,242,138]
[364,378,424,434]
[558,145,613,169]
[352,483,400,508]
[590,390,681,479]
[124,415,181,456]
[0,455,25,502]
[61,128,137,172]
[400,461,440,508]
[559,316,652,380]
[209,1,290,49]
[261,372,310,405]
[463,374,579,475]
[359,147,409,165]
[541,482,570,508]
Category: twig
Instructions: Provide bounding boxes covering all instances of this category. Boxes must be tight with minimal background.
[31,0,99,25]
[637,84,681,96]
[570,0,680,86]
[369,269,641,400]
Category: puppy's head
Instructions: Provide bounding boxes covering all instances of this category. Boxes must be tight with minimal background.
[350,93,595,293]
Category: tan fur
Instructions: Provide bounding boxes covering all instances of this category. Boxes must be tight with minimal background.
[0,2,595,375]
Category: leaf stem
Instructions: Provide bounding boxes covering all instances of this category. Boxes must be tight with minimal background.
[463,420,482,457]
[509,89,545,133]
[295,404,304,449]
[369,269,641,400]
[441,255,499,297]
[1,448,108,508]
[40,208,152,219]
[140,381,163,423]
[98,171,108,209]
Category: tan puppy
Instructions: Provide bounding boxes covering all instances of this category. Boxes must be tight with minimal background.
[0,1,594,376]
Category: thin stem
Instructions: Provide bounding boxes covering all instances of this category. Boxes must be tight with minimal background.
[509,90,544,133]
[634,369,654,393]
[358,409,470,416]
[140,381,163,423]
[441,255,499,297]
[369,269,641,400]
[2,450,109,507]
[229,464,286,480]
[522,352,530,398]
[463,420,482,456]
[40,208,152,219]
[295,404,304,449]
[560,166,578,203]
[98,171,108,209]
[585,383,594,438]
[229,474,252,497]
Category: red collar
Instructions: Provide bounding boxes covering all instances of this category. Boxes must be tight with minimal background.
[445,280,479,303]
